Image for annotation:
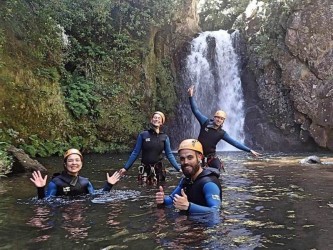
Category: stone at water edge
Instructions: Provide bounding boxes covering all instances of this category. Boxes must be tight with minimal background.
[299,155,322,164]
[7,145,47,173]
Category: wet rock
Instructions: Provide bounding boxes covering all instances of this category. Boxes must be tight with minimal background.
[7,146,47,174]
[299,155,322,164]
[237,0,333,152]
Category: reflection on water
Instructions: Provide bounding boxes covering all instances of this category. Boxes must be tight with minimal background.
[27,206,52,243]
[61,202,90,240]
[0,152,332,249]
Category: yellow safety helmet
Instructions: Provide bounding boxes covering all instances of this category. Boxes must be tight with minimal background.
[63,148,83,161]
[178,139,203,154]
[214,110,227,119]
[152,111,165,124]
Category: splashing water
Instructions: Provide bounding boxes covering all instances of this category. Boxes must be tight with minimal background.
[185,30,245,151]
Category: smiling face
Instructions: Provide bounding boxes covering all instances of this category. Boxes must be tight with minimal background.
[179,149,202,179]
[213,116,225,127]
[150,113,164,128]
[64,154,83,176]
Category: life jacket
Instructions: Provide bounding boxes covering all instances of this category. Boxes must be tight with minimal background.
[181,168,222,206]
[51,171,90,196]
[140,128,168,165]
[198,119,225,156]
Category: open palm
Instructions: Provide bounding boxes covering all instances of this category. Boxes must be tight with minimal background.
[107,171,121,185]
[30,170,47,188]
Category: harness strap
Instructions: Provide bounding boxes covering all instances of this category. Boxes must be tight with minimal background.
[138,162,165,183]
[138,165,145,175]
[205,155,225,172]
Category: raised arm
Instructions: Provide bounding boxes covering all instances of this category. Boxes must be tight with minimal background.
[188,85,209,125]
[103,171,121,191]
[30,170,48,199]
[30,170,47,187]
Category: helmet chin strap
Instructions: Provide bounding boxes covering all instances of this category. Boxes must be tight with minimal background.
[213,122,223,129]
[151,123,158,128]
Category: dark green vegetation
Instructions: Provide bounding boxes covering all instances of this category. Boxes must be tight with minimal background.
[199,0,250,31]
[0,0,181,162]
[0,141,12,176]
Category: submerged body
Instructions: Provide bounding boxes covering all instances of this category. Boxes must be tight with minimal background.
[31,149,120,199]
[156,139,222,214]
[164,168,222,214]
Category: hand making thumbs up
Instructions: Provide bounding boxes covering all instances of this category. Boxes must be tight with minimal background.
[173,188,190,211]
[156,186,165,204]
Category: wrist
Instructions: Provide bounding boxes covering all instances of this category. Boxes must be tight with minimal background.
[106,181,114,187]
[186,202,191,212]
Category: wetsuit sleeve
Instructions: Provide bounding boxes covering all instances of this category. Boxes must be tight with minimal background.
[45,181,58,198]
[87,181,95,194]
[189,96,209,125]
[222,132,251,152]
[164,137,181,171]
[123,133,143,170]
[187,182,221,214]
[102,182,113,192]
[163,178,183,205]
[37,187,45,199]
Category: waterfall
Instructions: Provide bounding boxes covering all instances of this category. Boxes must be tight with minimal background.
[185,30,245,151]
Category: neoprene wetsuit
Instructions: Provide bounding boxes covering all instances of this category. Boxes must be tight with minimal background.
[123,127,180,171]
[163,168,222,214]
[37,171,114,199]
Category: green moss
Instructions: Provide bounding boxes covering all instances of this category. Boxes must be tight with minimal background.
[0,0,185,157]
[0,142,12,176]
[156,59,177,115]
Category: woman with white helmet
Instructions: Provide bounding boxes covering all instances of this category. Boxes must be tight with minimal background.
[119,111,181,184]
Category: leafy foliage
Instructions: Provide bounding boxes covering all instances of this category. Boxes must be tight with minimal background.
[0,142,12,176]
[61,74,100,120]
[156,59,177,115]
[0,28,5,68]
[199,0,250,30]
[0,0,183,157]
[0,0,64,66]
[244,1,293,64]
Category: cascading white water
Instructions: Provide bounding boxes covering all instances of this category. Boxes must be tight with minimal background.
[185,30,245,151]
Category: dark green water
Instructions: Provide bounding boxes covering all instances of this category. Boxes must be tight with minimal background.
[0,152,332,249]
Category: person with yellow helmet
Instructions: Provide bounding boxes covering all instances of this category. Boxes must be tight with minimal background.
[119,111,181,184]
[155,139,221,214]
[188,85,261,170]
[30,148,121,199]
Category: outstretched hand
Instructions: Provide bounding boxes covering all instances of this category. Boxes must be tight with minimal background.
[30,170,47,188]
[250,150,262,157]
[118,168,127,176]
[156,186,165,204]
[173,188,190,211]
[187,85,195,97]
[107,171,121,185]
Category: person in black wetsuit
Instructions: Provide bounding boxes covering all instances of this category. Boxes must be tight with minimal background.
[187,85,261,170]
[30,148,120,199]
[155,139,222,214]
[119,111,181,184]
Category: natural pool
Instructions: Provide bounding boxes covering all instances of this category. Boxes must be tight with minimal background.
[0,152,332,249]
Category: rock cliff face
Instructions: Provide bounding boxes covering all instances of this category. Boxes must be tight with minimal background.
[236,0,333,151]
[0,0,200,157]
